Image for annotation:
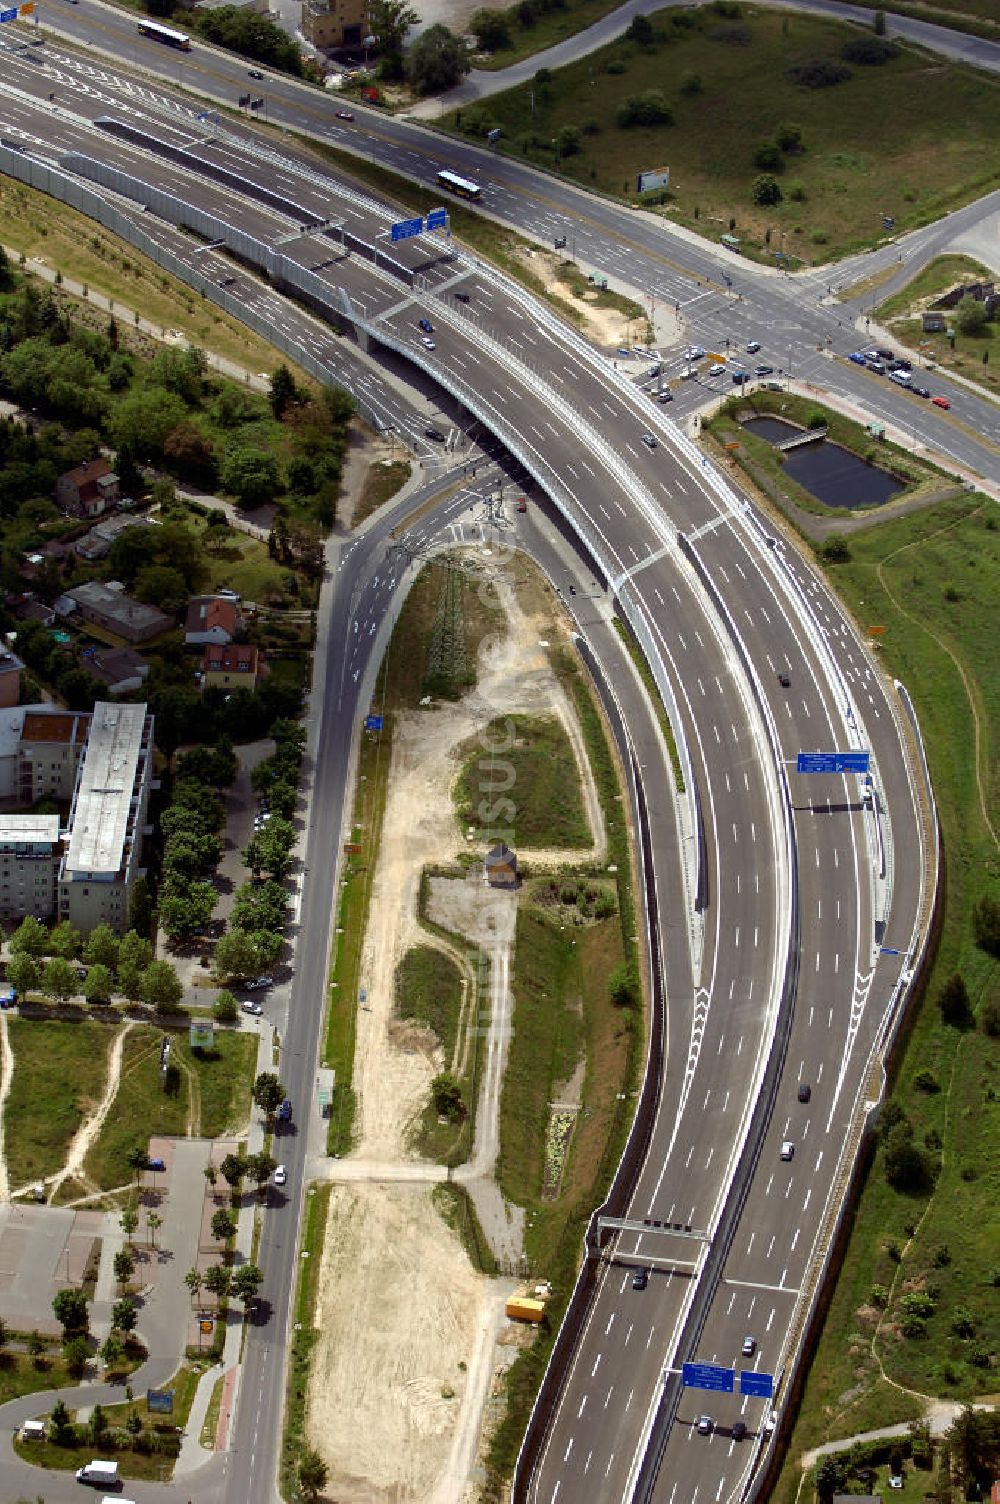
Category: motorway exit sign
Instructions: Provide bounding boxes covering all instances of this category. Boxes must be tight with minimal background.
[796,751,871,775]
[682,1362,734,1393]
[390,217,423,243]
[426,207,448,231]
[739,1370,774,1398]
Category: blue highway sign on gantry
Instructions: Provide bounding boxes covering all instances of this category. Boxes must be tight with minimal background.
[739,1370,774,1398]
[390,217,423,242]
[796,751,871,775]
[682,1362,734,1393]
[426,207,448,231]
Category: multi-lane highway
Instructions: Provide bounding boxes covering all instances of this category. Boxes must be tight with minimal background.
[0,18,957,1504]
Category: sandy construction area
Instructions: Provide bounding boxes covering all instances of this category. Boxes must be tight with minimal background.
[307,559,598,1501]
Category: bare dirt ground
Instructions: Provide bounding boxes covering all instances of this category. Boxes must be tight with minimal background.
[508,245,684,353]
[308,560,598,1501]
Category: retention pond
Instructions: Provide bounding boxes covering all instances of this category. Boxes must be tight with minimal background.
[741,416,905,510]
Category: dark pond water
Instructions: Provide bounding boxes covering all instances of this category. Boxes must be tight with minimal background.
[741,416,905,510]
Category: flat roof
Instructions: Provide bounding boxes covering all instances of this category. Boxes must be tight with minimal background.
[0,813,60,844]
[65,702,147,877]
[21,710,83,746]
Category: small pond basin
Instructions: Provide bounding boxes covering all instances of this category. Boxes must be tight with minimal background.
[741,416,905,510]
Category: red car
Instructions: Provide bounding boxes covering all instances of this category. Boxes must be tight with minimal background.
[516,498,527,513]
[336,109,355,122]
[932,395,950,409]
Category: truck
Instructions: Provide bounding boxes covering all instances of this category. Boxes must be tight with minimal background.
[75,1459,119,1485]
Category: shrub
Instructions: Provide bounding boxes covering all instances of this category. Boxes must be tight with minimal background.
[821,535,851,563]
[752,174,782,206]
[753,142,783,171]
[606,57,626,74]
[842,34,899,64]
[788,58,852,87]
[776,121,804,152]
[913,1068,940,1093]
[884,1128,935,1192]
[937,972,973,1027]
[972,893,1000,955]
[679,70,704,95]
[788,180,807,202]
[617,90,673,127]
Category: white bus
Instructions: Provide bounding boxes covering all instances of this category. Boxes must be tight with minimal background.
[137,18,192,49]
[436,169,481,202]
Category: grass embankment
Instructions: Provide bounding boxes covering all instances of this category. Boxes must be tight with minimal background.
[323,560,505,1155]
[279,1181,332,1499]
[705,390,958,527]
[454,713,591,848]
[444,6,1000,262]
[352,458,412,526]
[395,942,472,1164]
[612,618,685,792]
[486,642,642,1492]
[876,254,1000,399]
[80,1026,256,1194]
[3,1019,113,1189]
[0,175,293,378]
[773,493,1000,1495]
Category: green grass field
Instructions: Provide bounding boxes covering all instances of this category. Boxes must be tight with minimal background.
[446,7,1000,261]
[4,1019,114,1190]
[454,714,591,848]
[773,493,1000,1494]
[396,944,465,1062]
[353,459,412,526]
[877,254,1000,397]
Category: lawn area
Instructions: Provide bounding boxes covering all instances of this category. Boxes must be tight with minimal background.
[279,1181,331,1500]
[83,1026,256,1192]
[395,929,481,1166]
[176,501,308,608]
[13,1432,179,1482]
[0,1343,80,1406]
[445,7,1000,261]
[454,713,591,848]
[772,493,1000,1497]
[396,944,465,1063]
[353,458,412,526]
[3,1018,114,1190]
[0,175,292,379]
[876,255,995,320]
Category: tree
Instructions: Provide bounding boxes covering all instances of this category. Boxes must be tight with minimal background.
[120,1206,139,1244]
[268,364,299,419]
[470,7,509,48]
[972,893,1000,956]
[214,990,238,1023]
[48,920,81,959]
[220,445,283,507]
[938,972,972,1027]
[158,884,217,942]
[127,1146,150,1185]
[119,930,154,974]
[10,914,48,957]
[244,815,296,879]
[185,1268,204,1305]
[204,1263,230,1300]
[369,0,419,55]
[114,1248,135,1286]
[230,1262,263,1306]
[146,1210,163,1249]
[776,121,804,152]
[139,958,184,1013]
[609,963,639,1008]
[253,1071,285,1118]
[108,386,187,459]
[299,1447,330,1501]
[884,1126,935,1192]
[753,141,783,171]
[100,1334,125,1372]
[5,951,40,998]
[41,956,78,1002]
[246,1151,277,1190]
[406,23,470,94]
[814,1454,844,1503]
[83,964,114,1005]
[214,928,265,983]
[64,1333,91,1377]
[231,881,288,935]
[625,12,655,45]
[219,1152,247,1192]
[163,420,218,485]
[431,1071,464,1121]
[820,534,851,563]
[617,90,673,127]
[134,564,189,615]
[212,1207,238,1242]
[752,174,783,206]
[50,1396,73,1442]
[53,1286,89,1337]
[954,294,989,337]
[112,1297,138,1334]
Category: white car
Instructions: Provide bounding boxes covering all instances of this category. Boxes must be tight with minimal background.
[708,362,726,377]
[685,346,706,361]
[421,336,436,350]
[241,999,262,1015]
[781,1140,795,1161]
[273,1165,287,1186]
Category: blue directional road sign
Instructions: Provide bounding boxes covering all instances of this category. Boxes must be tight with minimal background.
[739,1370,774,1398]
[364,714,384,731]
[682,1362,734,1394]
[426,207,448,231]
[796,751,871,775]
[390,216,423,243]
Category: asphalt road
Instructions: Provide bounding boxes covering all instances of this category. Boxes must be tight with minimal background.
[0,34,940,1504]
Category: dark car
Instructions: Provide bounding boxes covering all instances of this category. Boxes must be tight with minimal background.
[632,1269,648,1290]
[732,1421,747,1442]
[277,1098,292,1122]
[889,358,912,372]
[778,672,791,688]
[912,385,931,398]
[148,1156,166,1172]
[755,364,774,377]
[732,370,749,384]
[867,360,886,375]
[848,352,867,365]
[657,389,673,403]
[248,69,264,79]
[425,426,445,442]
[418,318,434,333]
[876,347,895,362]
[335,109,355,121]
[798,1082,811,1103]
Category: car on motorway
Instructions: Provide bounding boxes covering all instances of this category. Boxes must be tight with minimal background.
[273,1165,287,1186]
[778,671,791,688]
[632,1268,648,1290]
[697,1415,713,1435]
[746,339,761,353]
[932,395,951,409]
[890,370,911,387]
[732,1421,747,1442]
[848,351,868,365]
[425,426,445,441]
[798,1081,811,1102]
[708,362,726,377]
[241,999,263,1016]
[781,1140,795,1160]
[657,389,673,403]
[335,109,355,121]
[418,318,434,333]
[742,1336,756,1357]
[248,69,264,79]
[421,336,436,350]
[876,347,895,362]
[642,431,658,449]
[755,364,774,377]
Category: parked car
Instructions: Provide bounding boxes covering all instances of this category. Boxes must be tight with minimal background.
[732,370,749,384]
[657,389,673,403]
[241,999,263,1015]
[273,1165,287,1186]
[746,339,761,353]
[867,360,886,375]
[912,385,931,398]
[246,976,273,990]
[148,1156,166,1172]
[217,587,240,602]
[890,370,911,387]
[932,395,951,409]
[685,346,706,361]
[708,362,726,377]
[848,351,868,365]
[418,318,434,333]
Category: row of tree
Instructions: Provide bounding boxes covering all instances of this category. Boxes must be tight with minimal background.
[5,919,184,1010]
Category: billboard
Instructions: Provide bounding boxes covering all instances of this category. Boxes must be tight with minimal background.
[637,167,670,194]
[390,217,423,243]
[189,1020,214,1050]
[796,752,871,775]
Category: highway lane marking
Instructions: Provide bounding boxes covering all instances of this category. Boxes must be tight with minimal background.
[604,1385,614,1408]
[564,1439,573,1462]
[584,1450,592,1474]
[724,1278,802,1293]
[591,1354,602,1377]
[577,1395,588,1418]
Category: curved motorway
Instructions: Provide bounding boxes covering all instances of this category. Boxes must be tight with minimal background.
[0,20,955,1504]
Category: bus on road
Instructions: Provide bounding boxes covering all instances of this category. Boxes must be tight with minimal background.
[137,19,192,49]
[436,169,481,201]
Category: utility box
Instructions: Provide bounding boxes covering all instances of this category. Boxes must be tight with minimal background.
[505,1296,546,1323]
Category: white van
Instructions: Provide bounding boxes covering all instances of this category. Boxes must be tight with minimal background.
[890,369,911,387]
[75,1458,119,1485]
[20,1419,45,1441]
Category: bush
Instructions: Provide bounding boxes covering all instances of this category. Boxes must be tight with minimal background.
[842,34,899,64]
[884,1129,936,1192]
[753,141,783,171]
[972,893,1000,955]
[788,58,852,87]
[680,70,703,95]
[776,121,804,152]
[955,295,989,336]
[617,90,673,127]
[470,7,510,48]
[788,180,807,202]
[937,972,973,1027]
[913,1068,940,1093]
[751,174,782,206]
[980,997,1000,1036]
[821,535,851,563]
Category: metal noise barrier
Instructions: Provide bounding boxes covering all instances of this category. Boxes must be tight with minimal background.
[511,638,669,1504]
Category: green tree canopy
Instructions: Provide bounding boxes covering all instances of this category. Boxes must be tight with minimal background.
[83,923,120,971]
[139,959,184,1013]
[83,964,114,1005]
[220,446,283,508]
[10,914,48,957]
[41,956,77,1002]
[53,1287,89,1336]
[406,23,470,94]
[253,1072,285,1117]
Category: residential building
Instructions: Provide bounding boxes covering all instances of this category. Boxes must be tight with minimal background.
[185,596,241,646]
[200,643,266,693]
[17,708,90,805]
[54,459,120,519]
[0,644,23,710]
[58,581,173,645]
[0,707,28,802]
[58,701,153,935]
[0,813,61,925]
[302,0,366,49]
[86,646,150,697]
[74,513,153,563]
